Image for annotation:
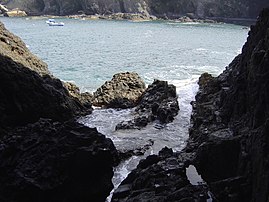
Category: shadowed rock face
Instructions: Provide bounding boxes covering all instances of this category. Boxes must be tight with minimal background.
[0,21,119,202]
[189,9,269,201]
[116,79,179,129]
[0,22,93,131]
[0,119,119,202]
[112,8,269,202]
[1,0,269,19]
[112,147,209,202]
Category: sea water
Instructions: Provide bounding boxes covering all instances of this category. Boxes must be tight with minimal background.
[0,17,249,199]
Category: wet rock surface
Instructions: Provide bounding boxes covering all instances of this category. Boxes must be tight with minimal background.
[112,147,209,202]
[113,8,269,202]
[92,72,146,109]
[116,79,179,129]
[0,119,119,202]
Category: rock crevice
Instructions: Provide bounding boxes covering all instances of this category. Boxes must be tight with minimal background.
[112,8,269,202]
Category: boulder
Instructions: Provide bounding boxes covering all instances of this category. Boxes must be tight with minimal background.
[116,79,179,129]
[4,8,27,17]
[0,4,8,13]
[92,72,146,108]
[112,147,209,202]
[64,81,93,108]
[0,119,119,202]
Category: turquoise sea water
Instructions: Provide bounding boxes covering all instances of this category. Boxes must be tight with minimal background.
[1,17,248,91]
[0,17,249,197]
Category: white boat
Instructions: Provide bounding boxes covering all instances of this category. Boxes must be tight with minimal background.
[46,19,64,26]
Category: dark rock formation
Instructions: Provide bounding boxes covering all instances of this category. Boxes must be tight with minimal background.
[0,21,118,202]
[1,0,269,20]
[0,22,48,76]
[0,22,93,131]
[116,79,179,129]
[190,8,269,201]
[113,8,269,202]
[0,119,119,202]
[112,147,209,202]
[64,81,93,108]
[92,72,146,109]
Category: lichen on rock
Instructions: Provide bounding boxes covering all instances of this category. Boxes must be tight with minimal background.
[92,72,146,108]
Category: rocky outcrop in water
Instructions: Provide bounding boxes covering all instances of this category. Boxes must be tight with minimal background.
[0,22,119,201]
[116,79,179,129]
[92,72,146,108]
[1,0,269,20]
[112,8,269,202]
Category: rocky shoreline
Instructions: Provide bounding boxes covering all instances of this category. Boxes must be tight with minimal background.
[0,4,269,202]
[1,0,269,22]
[0,3,255,25]
[0,19,119,201]
[0,17,180,201]
[112,8,269,202]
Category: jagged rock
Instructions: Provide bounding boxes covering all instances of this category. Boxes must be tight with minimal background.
[0,22,120,202]
[112,147,209,202]
[189,8,269,201]
[0,119,119,202]
[0,21,48,76]
[113,8,269,202]
[117,139,154,160]
[92,72,146,108]
[116,79,179,129]
[64,81,93,108]
[0,22,92,131]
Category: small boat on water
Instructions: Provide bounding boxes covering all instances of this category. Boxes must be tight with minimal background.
[46,19,64,26]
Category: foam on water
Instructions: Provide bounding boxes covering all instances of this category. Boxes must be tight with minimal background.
[78,77,199,202]
[0,17,248,200]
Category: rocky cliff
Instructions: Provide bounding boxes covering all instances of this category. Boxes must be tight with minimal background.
[112,8,269,202]
[1,0,269,19]
[0,21,92,131]
[0,21,119,201]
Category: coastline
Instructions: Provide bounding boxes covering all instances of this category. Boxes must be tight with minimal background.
[0,5,268,201]
[0,12,256,26]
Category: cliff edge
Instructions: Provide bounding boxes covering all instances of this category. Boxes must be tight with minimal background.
[0,21,119,202]
[1,0,269,20]
[112,8,269,202]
